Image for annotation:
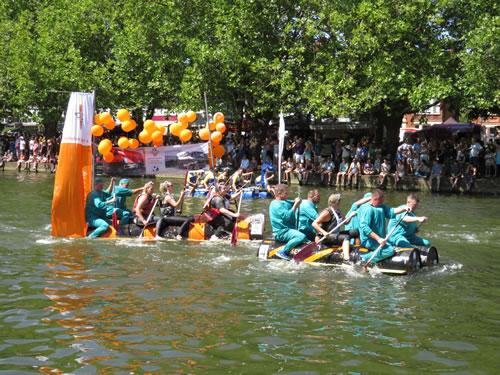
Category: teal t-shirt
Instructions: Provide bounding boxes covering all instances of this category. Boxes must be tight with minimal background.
[85,189,112,220]
[388,204,414,239]
[269,200,296,237]
[298,199,318,238]
[358,203,395,246]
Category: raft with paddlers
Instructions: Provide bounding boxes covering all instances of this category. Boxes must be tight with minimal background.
[256,240,439,275]
[88,213,266,241]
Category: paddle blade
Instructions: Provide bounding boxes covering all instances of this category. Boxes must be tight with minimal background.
[112,211,118,230]
[230,223,237,246]
[292,241,317,263]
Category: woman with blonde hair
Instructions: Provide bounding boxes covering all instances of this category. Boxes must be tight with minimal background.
[312,193,359,262]
[157,181,194,240]
[132,181,162,235]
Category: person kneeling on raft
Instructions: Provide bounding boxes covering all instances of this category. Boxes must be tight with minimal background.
[269,184,307,260]
[85,178,117,238]
[312,193,358,262]
[388,193,429,248]
[205,182,242,240]
[132,181,162,235]
[358,189,409,264]
[156,181,194,240]
[298,189,321,241]
[106,177,142,225]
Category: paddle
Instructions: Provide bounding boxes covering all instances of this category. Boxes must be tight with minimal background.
[139,199,159,238]
[293,211,356,263]
[361,209,410,271]
[230,190,244,245]
[111,178,118,230]
[177,164,190,214]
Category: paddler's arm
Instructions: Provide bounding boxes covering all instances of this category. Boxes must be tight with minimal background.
[312,209,331,237]
[106,177,115,193]
[135,195,149,225]
[404,215,427,223]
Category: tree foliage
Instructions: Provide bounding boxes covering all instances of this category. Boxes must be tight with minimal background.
[0,0,497,149]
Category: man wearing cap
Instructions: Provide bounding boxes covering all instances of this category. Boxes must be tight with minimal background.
[85,178,116,238]
[106,177,142,225]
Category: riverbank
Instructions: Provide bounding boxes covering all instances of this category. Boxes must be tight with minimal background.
[2,161,499,195]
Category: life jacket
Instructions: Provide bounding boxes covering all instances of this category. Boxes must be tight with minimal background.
[320,207,343,234]
[132,193,155,216]
[202,192,221,221]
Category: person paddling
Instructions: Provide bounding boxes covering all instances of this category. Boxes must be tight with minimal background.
[312,193,358,262]
[205,182,242,240]
[106,178,142,226]
[387,193,429,248]
[157,181,194,240]
[85,178,116,238]
[269,184,306,260]
[132,181,162,235]
[357,189,409,264]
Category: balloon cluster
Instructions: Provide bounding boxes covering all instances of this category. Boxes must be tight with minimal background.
[199,112,227,160]
[168,111,196,143]
[92,109,141,163]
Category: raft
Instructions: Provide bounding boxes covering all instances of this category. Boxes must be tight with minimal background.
[91,213,266,242]
[257,240,439,275]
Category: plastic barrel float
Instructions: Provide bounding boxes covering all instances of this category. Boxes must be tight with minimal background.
[257,241,439,275]
[94,213,266,242]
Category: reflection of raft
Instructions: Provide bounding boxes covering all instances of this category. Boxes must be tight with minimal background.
[257,240,439,275]
[93,213,266,241]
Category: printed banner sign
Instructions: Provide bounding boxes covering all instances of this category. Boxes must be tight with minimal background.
[102,143,210,176]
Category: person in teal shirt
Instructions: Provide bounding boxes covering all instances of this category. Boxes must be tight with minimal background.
[345,192,372,245]
[358,189,408,263]
[388,193,429,248]
[85,178,116,238]
[106,178,142,225]
[298,189,320,241]
[269,184,306,259]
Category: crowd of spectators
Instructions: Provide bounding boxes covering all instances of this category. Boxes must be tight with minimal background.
[216,133,500,193]
[0,132,60,172]
[3,127,500,193]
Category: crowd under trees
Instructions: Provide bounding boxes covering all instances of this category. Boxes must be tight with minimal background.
[0,0,498,153]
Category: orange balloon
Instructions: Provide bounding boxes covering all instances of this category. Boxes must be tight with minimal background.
[144,120,156,134]
[209,121,216,131]
[213,145,225,158]
[100,112,113,125]
[214,112,224,124]
[91,125,104,137]
[152,130,163,143]
[152,137,163,147]
[128,138,139,149]
[129,119,137,131]
[178,112,188,124]
[156,124,166,134]
[121,120,133,132]
[179,129,192,142]
[211,131,222,143]
[170,123,182,137]
[216,122,226,133]
[180,121,189,130]
[139,130,152,144]
[94,114,103,125]
[116,109,130,122]
[104,119,116,130]
[199,127,210,141]
[186,111,197,122]
[98,139,113,155]
[103,152,114,163]
[118,137,129,149]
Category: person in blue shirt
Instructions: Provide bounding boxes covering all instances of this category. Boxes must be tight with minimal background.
[106,178,142,225]
[358,189,409,264]
[298,189,320,241]
[269,184,305,259]
[86,178,116,238]
[388,194,429,248]
[344,192,372,245]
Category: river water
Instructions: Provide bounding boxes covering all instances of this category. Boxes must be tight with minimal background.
[0,171,499,374]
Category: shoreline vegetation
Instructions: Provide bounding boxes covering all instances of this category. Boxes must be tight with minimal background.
[3,162,498,195]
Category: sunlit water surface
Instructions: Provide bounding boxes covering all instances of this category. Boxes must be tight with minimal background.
[0,171,499,374]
